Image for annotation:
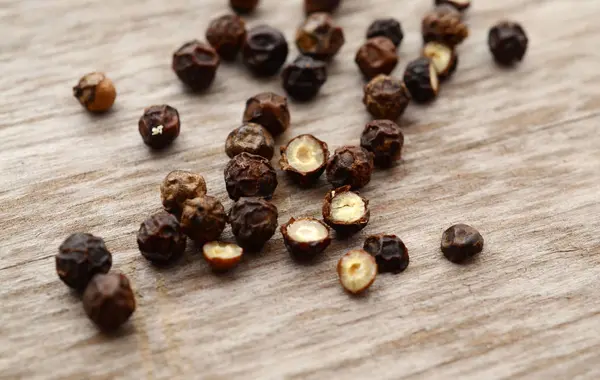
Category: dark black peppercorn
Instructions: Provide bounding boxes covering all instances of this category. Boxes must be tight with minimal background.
[224,152,278,200]
[206,14,247,61]
[138,105,181,149]
[422,41,458,80]
[56,233,112,291]
[229,197,278,251]
[326,146,374,189]
[403,58,439,103]
[296,13,345,61]
[279,134,329,186]
[322,186,370,235]
[137,211,187,265]
[360,120,404,168]
[180,196,227,244]
[488,21,528,66]
[281,217,332,260]
[82,272,136,331]
[364,234,409,274]
[230,0,259,14]
[172,40,220,91]
[304,0,341,14]
[282,55,327,101]
[160,170,207,215]
[363,75,411,121]
[366,18,404,47]
[422,5,469,47]
[242,92,291,136]
[242,25,289,77]
[435,0,470,12]
[355,37,398,80]
[441,224,484,263]
[226,123,275,160]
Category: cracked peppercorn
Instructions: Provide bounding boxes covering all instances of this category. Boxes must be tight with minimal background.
[282,55,328,101]
[82,272,136,331]
[363,234,409,274]
[206,14,247,61]
[441,224,484,263]
[360,120,404,168]
[202,241,244,271]
[355,37,398,80]
[338,250,377,294]
[435,0,470,12]
[242,92,290,136]
[226,123,275,160]
[279,134,329,186]
[229,197,278,251]
[180,196,227,244]
[73,72,116,113]
[137,211,187,265]
[366,18,404,47]
[160,170,207,216]
[322,186,370,235]
[138,105,181,149]
[363,74,411,121]
[172,40,220,91]
[281,217,332,260]
[224,152,278,200]
[488,21,528,66]
[422,5,469,47]
[304,0,341,14]
[422,41,458,80]
[296,13,345,61]
[242,25,289,77]
[403,57,439,103]
[230,0,259,14]
[56,233,112,291]
[326,146,374,190]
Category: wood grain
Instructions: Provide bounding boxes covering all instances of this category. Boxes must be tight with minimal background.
[1,0,600,379]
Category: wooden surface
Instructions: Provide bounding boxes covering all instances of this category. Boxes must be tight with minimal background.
[1,0,600,379]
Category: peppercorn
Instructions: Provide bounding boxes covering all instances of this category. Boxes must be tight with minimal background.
[230,0,259,14]
[326,146,373,190]
[172,40,220,91]
[363,234,409,274]
[226,123,275,160]
[279,134,329,186]
[322,186,370,235]
[366,18,404,47]
[441,224,484,263]
[296,13,345,61]
[435,0,470,12]
[160,170,207,216]
[242,92,290,136]
[56,233,112,291]
[282,55,328,101]
[72,72,116,113]
[137,211,187,265]
[304,0,341,14]
[180,196,227,244]
[422,5,469,47]
[229,197,278,251]
[337,250,377,295]
[363,74,411,121]
[138,105,181,149]
[488,21,528,66]
[360,120,404,168]
[281,217,331,260]
[82,273,136,331]
[355,37,398,80]
[224,152,278,200]
[206,14,247,61]
[403,57,439,103]
[242,25,289,77]
[202,241,244,271]
[422,41,458,80]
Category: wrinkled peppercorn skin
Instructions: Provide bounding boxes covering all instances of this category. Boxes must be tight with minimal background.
[160,170,207,215]
[364,234,409,274]
[360,120,404,167]
[206,14,247,60]
[403,58,438,103]
[322,186,370,235]
[355,37,398,80]
[366,18,404,47]
[363,75,411,121]
[172,40,220,91]
[488,21,528,66]
[73,72,116,113]
[282,55,328,101]
[138,105,181,149]
[226,123,275,159]
[326,147,374,190]
[225,152,278,200]
[279,134,329,186]
[243,92,290,136]
[422,5,469,47]
[229,197,278,251]
[304,0,341,14]
[180,196,227,244]
[242,25,289,77]
[82,273,136,331]
[56,233,112,291]
[296,13,345,61]
[230,0,259,14]
[281,217,332,260]
[137,211,187,264]
[441,224,484,263]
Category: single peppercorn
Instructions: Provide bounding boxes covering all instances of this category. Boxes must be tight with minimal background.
[224,152,278,200]
[137,211,187,265]
[281,217,332,260]
[364,234,409,274]
[366,18,404,47]
[202,241,244,271]
[326,146,374,190]
[360,120,404,167]
[242,92,291,136]
[230,0,259,14]
[322,186,370,235]
[160,170,207,216]
[403,58,439,103]
[56,233,112,291]
[226,123,275,160]
[172,40,220,91]
[180,196,227,244]
[422,5,469,47]
[435,0,470,12]
[355,37,398,80]
[337,250,377,295]
[82,273,136,331]
[138,105,181,149]
[242,25,289,77]
[72,72,116,113]
[422,41,458,80]
[441,224,484,263]
[282,55,328,101]
[206,14,247,61]
[229,197,278,251]
[280,134,329,186]
[488,21,528,66]
[304,0,341,14]
[363,74,411,121]
[296,13,345,61]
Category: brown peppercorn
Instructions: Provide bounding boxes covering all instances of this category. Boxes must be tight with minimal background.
[296,13,345,61]
[326,146,373,189]
[279,134,329,186]
[180,196,227,244]
[403,58,439,103]
[82,273,136,332]
[138,105,181,149]
[323,186,370,235]
[226,123,275,160]
[422,5,469,47]
[355,37,398,80]
[488,21,528,66]
[229,197,278,251]
[206,14,247,61]
[56,233,112,291]
[172,40,220,91]
[282,55,328,101]
[160,170,207,215]
[224,152,278,201]
[366,18,404,47]
[337,250,377,295]
[304,0,341,14]
[363,74,411,121]
[435,0,470,12]
[363,234,409,274]
[422,41,458,80]
[242,25,289,77]
[441,224,484,263]
[72,72,116,113]
[360,120,404,168]
[243,92,290,136]
[281,217,331,260]
[202,241,244,271]
[230,0,259,14]
[137,211,187,265]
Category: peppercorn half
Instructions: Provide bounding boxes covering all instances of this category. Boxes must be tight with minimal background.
[138,105,181,149]
[422,41,458,80]
[422,5,469,47]
[281,217,332,260]
[326,146,374,190]
[441,224,484,263]
[180,196,227,244]
[355,37,398,80]
[56,233,112,291]
[304,0,341,14]
[224,152,278,200]
[364,234,409,274]
[82,272,136,331]
[242,25,289,77]
[229,197,278,251]
[403,58,439,103]
[363,75,411,121]
[366,18,404,47]
[280,134,329,186]
[172,40,220,91]
[226,123,275,160]
[296,13,345,61]
[282,55,328,101]
[206,14,247,61]
[323,186,370,235]
[243,92,290,136]
[160,170,207,216]
[360,120,404,167]
[137,211,187,265]
[337,250,377,295]
[230,0,259,14]
[435,0,470,12]
[72,72,116,113]
[488,21,528,66]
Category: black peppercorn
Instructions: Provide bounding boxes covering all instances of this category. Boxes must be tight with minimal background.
[160,170,207,216]
[172,40,220,91]
[435,0,470,12]
[363,74,411,121]
[226,123,275,160]
[422,5,469,47]
[230,0,259,14]
[422,41,458,80]
[296,13,345,61]
[441,224,484,263]
[355,37,398,80]
[304,0,341,14]
[72,72,116,113]
[403,58,439,103]
[82,272,136,331]
[281,217,332,260]
[137,211,187,265]
[280,134,329,186]
[224,152,278,200]
[242,25,289,77]
[360,120,404,168]
[366,18,404,47]
[206,14,247,61]
[180,196,227,244]
[56,233,112,291]
[138,105,181,149]
[323,186,370,235]
[229,197,278,251]
[488,21,528,66]
[242,92,290,136]
[326,146,374,190]
[364,234,409,274]
[282,55,327,101]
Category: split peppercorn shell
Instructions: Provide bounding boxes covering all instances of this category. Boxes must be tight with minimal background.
[243,92,291,137]
[230,0,259,14]
[242,25,289,77]
[435,0,470,12]
[403,58,439,103]
[224,152,278,201]
[296,12,345,61]
[363,234,409,274]
[138,104,181,149]
[355,37,398,80]
[172,40,220,91]
[82,272,136,332]
[56,233,112,291]
[441,224,484,263]
[279,134,329,186]
[72,72,116,113]
[326,146,374,190]
[282,55,328,102]
[360,119,404,168]
[180,196,227,244]
[160,170,207,215]
[206,14,247,61]
[366,18,404,47]
[281,217,332,261]
[363,74,411,121]
[229,197,279,251]
[488,21,528,66]
[137,211,187,265]
[202,241,244,271]
[422,41,458,81]
[422,5,469,47]
[323,186,370,235]
[304,0,341,14]
[226,123,275,160]
[337,249,378,295]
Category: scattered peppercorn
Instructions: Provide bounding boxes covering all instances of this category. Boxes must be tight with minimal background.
[488,21,528,66]
[337,250,377,295]
[355,37,398,80]
[326,146,374,189]
[366,18,404,47]
[224,152,278,200]
[422,5,469,47]
[363,234,409,274]
[137,211,187,265]
[296,13,345,61]
[242,92,290,136]
[403,58,439,103]
[441,224,484,263]
[363,74,411,121]
[160,170,207,216]
[282,55,328,101]
[279,134,329,186]
[229,197,278,251]
[422,41,458,80]
[435,0,470,12]
[242,25,289,77]
[206,14,247,61]
[180,196,227,244]
[322,186,370,235]
[172,40,220,91]
[226,123,275,160]
[281,217,332,260]
[72,72,116,113]
[56,233,112,291]
[82,273,136,331]
[304,0,341,14]
[230,0,259,14]
[202,241,244,271]
[138,105,181,149]
[360,120,404,167]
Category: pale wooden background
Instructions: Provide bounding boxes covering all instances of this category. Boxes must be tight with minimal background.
[1,0,599,379]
